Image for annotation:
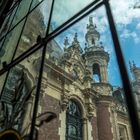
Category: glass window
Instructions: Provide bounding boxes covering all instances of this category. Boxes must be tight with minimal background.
[0,20,25,70]
[0,73,7,95]
[110,0,140,119]
[118,124,128,140]
[0,48,42,134]
[0,0,138,139]
[0,6,18,40]
[66,100,82,140]
[30,0,44,11]
[10,0,32,29]
[14,0,52,59]
[50,0,93,32]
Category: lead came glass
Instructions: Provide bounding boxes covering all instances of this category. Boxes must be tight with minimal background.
[66,100,82,140]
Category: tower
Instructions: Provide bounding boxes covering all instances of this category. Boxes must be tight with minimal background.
[84,17,109,83]
[130,61,140,119]
[84,17,114,140]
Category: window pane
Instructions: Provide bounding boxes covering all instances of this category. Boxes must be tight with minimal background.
[0,73,7,94]
[50,0,93,32]
[0,48,42,135]
[110,0,140,120]
[30,0,44,11]
[14,0,52,59]
[0,7,18,40]
[0,1,136,140]
[36,5,133,140]
[0,20,25,70]
[10,0,32,29]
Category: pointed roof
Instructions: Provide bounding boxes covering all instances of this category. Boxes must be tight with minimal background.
[86,16,100,41]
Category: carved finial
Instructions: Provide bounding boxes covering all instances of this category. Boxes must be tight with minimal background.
[89,16,93,25]
[74,32,78,41]
[132,61,136,68]
[64,37,69,47]
[129,61,136,71]
[89,16,96,28]
[87,24,89,29]
[129,61,132,70]
[72,33,79,44]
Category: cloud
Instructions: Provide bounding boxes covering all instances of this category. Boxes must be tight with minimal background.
[110,0,140,25]
[136,23,140,29]
[120,29,140,44]
[51,0,93,29]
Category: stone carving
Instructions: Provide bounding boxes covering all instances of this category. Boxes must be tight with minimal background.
[86,102,95,118]
[61,92,70,111]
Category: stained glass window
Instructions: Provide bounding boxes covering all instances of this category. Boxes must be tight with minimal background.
[66,100,82,140]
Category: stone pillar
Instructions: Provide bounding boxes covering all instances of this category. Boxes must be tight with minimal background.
[83,118,88,140]
[90,116,98,140]
[97,96,113,140]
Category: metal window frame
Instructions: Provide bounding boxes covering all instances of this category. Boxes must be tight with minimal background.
[0,0,139,140]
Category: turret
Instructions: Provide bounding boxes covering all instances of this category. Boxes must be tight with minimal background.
[84,17,109,83]
[85,16,100,47]
[130,61,140,82]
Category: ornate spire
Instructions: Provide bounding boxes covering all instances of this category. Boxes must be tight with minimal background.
[64,37,69,51]
[73,33,79,44]
[129,60,136,71]
[64,37,69,47]
[72,33,80,46]
[87,16,96,30]
[89,16,93,25]
[85,16,100,47]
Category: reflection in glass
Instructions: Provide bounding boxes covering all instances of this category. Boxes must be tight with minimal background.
[0,1,136,139]
[0,7,17,40]
[50,0,93,32]
[0,73,7,95]
[0,20,25,70]
[10,0,32,29]
[14,0,52,59]
[0,48,42,136]
[30,0,44,11]
[42,6,133,140]
[110,0,140,120]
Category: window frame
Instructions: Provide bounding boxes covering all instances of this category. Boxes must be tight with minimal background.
[0,0,139,140]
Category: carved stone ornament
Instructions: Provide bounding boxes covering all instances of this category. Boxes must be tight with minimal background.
[86,102,95,119]
[61,92,70,111]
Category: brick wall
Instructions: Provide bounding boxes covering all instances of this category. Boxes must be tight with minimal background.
[91,116,98,140]
[38,94,60,140]
[97,101,113,140]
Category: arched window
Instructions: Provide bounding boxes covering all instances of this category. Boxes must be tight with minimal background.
[92,63,101,82]
[66,100,82,140]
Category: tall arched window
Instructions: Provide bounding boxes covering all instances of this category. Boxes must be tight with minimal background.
[66,100,83,140]
[92,63,101,82]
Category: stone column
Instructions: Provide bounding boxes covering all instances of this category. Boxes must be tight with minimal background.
[97,96,113,140]
[83,118,88,140]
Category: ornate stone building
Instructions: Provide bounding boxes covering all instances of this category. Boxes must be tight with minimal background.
[0,15,133,140]
[130,61,140,119]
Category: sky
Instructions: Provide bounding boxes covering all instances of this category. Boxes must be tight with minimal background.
[41,0,140,87]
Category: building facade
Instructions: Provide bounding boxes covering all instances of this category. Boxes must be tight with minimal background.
[130,62,140,120]
[0,14,133,140]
